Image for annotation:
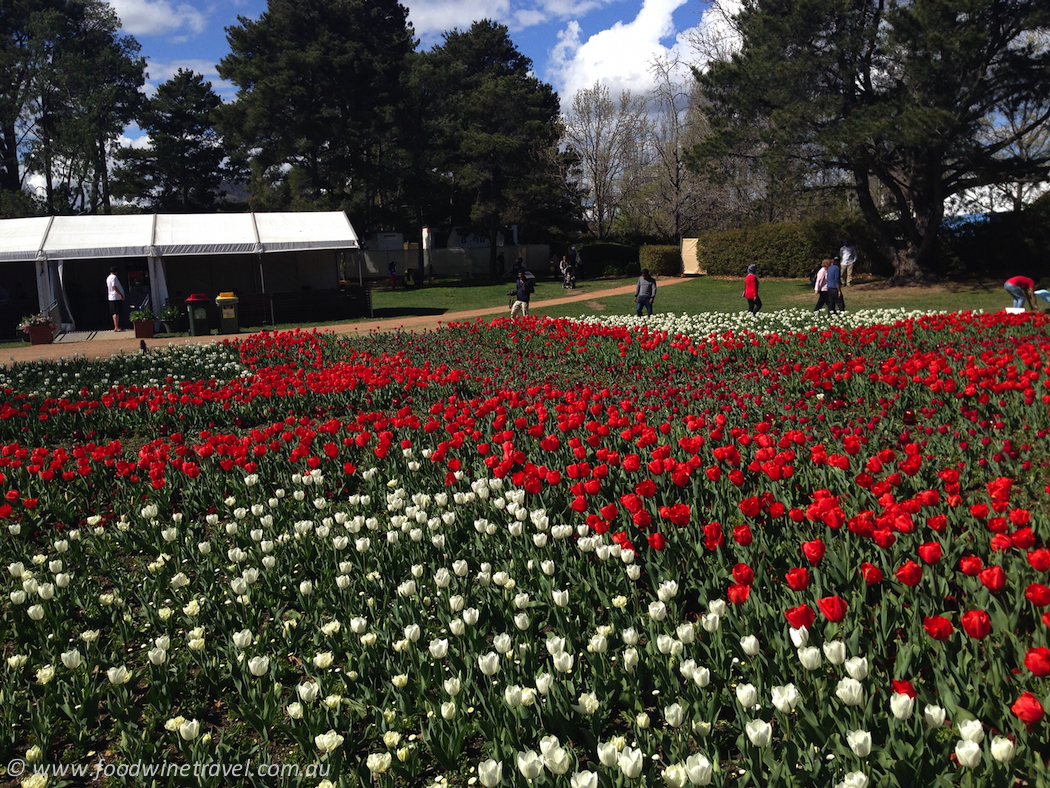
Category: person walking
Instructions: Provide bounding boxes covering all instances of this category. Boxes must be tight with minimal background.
[826,257,842,312]
[813,258,837,315]
[839,239,857,287]
[1004,275,1038,310]
[743,264,762,314]
[635,269,657,316]
[106,266,125,331]
[509,271,533,318]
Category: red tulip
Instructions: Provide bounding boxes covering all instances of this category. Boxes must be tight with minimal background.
[1029,549,1050,572]
[801,539,825,565]
[818,596,848,623]
[859,562,883,584]
[958,556,983,577]
[732,524,753,546]
[978,565,1007,593]
[1012,691,1045,726]
[1024,647,1050,677]
[892,680,917,698]
[727,583,750,605]
[647,532,666,551]
[785,568,809,591]
[917,542,942,564]
[960,610,991,640]
[733,563,755,586]
[894,560,923,587]
[1026,584,1050,607]
[784,604,815,630]
[923,616,953,641]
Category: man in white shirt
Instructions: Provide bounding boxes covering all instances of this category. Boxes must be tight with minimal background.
[106,267,125,331]
[839,239,857,287]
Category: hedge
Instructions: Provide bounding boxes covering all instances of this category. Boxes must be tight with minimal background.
[639,245,681,277]
[694,216,877,278]
[577,243,639,276]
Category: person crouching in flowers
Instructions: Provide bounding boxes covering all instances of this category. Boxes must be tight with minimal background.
[743,264,762,314]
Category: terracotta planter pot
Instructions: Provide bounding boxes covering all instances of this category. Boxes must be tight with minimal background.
[26,325,53,345]
[134,320,154,339]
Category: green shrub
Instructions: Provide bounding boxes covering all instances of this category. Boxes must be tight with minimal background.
[578,243,638,276]
[695,216,880,278]
[639,245,681,276]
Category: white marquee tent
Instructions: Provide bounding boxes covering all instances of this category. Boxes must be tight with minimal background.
[0,212,359,324]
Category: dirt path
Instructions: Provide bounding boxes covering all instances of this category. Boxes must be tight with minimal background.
[3,277,689,367]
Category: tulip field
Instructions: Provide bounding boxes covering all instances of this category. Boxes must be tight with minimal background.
[1,307,1049,788]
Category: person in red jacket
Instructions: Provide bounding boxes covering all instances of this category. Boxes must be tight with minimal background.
[743,264,762,314]
[1004,275,1037,310]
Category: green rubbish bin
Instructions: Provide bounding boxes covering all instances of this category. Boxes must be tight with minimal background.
[216,292,240,334]
[185,293,210,337]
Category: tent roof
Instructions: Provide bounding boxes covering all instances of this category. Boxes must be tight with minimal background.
[0,212,359,262]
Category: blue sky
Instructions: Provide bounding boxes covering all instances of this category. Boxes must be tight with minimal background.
[106,0,725,109]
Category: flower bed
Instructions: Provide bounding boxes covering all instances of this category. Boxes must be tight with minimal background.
[0,310,1048,787]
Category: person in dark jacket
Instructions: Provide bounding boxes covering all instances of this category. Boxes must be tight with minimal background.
[635,269,657,316]
[509,271,534,317]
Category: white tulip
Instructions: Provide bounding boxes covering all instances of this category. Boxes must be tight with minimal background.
[736,683,758,709]
[846,729,871,757]
[823,640,846,665]
[315,730,344,754]
[990,735,1014,763]
[797,647,821,670]
[664,702,685,727]
[478,759,503,787]
[516,750,544,779]
[771,683,800,713]
[958,719,984,743]
[248,656,269,676]
[618,747,645,778]
[745,719,772,747]
[684,753,712,786]
[740,635,760,656]
[597,741,619,767]
[889,692,914,720]
[955,739,981,768]
[836,678,864,707]
[478,652,500,676]
[844,656,868,681]
[924,704,946,727]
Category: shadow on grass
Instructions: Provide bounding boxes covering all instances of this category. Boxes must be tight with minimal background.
[371,307,448,318]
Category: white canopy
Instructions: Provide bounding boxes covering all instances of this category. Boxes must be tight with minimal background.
[0,211,359,262]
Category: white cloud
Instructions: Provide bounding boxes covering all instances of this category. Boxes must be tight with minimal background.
[406,0,512,44]
[107,0,208,37]
[545,0,691,100]
[144,58,221,83]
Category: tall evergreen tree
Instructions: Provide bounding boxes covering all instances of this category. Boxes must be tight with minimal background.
[218,0,414,225]
[0,0,144,215]
[423,20,579,279]
[113,69,228,211]
[692,0,1050,281]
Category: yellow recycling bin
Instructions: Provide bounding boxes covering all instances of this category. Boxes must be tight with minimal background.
[215,292,240,334]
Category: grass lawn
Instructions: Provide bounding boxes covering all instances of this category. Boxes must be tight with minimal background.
[533,275,1019,319]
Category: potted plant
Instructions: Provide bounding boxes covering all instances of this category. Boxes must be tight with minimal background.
[18,313,55,345]
[129,307,155,339]
[159,303,187,335]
